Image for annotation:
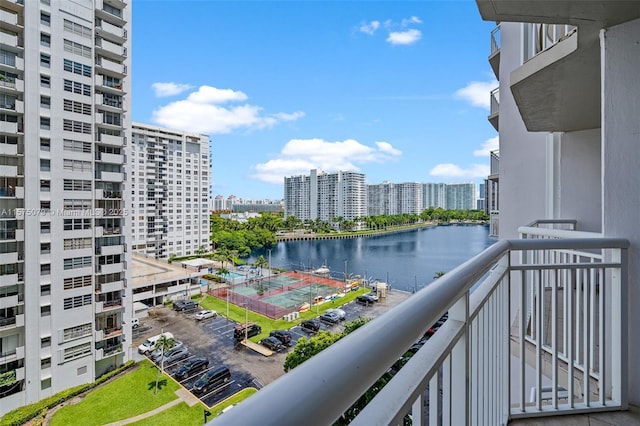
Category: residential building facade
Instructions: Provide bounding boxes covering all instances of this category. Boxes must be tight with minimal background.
[130,123,210,259]
[422,182,447,209]
[367,182,423,216]
[284,169,366,225]
[0,0,132,416]
[444,182,477,210]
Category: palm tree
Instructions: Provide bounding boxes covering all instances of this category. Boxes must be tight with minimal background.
[217,267,230,282]
[154,334,176,395]
[434,271,446,279]
[254,255,268,275]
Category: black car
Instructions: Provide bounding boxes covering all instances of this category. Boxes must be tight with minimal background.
[300,319,321,332]
[193,366,231,395]
[233,323,262,340]
[173,299,198,311]
[174,357,209,380]
[260,336,285,352]
[356,294,377,305]
[269,330,294,346]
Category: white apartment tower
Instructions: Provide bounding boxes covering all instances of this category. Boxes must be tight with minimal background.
[284,169,366,225]
[422,182,447,209]
[130,123,210,259]
[0,0,132,416]
[367,182,423,216]
[444,182,476,210]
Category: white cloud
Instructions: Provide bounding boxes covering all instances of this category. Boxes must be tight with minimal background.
[387,29,422,45]
[401,16,422,26]
[359,20,380,35]
[473,136,499,157]
[455,79,498,109]
[186,86,247,104]
[252,138,402,184]
[151,82,193,97]
[151,85,304,134]
[429,163,490,180]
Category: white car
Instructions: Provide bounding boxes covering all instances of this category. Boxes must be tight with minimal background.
[194,309,217,321]
[325,308,346,320]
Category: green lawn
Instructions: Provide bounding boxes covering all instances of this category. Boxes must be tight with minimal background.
[131,388,258,425]
[199,288,368,341]
[49,360,180,426]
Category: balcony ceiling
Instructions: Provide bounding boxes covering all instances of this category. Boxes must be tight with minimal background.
[510,32,601,132]
[476,1,640,28]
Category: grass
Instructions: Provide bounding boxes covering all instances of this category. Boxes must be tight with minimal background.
[199,288,368,341]
[49,360,180,426]
[130,388,258,425]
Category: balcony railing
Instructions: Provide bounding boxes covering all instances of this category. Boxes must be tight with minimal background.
[523,23,577,63]
[210,227,629,425]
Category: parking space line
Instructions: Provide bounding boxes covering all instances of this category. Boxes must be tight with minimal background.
[197,379,236,401]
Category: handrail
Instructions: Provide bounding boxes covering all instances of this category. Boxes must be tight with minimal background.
[210,236,629,426]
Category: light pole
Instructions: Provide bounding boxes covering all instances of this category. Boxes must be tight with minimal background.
[344,259,348,284]
[268,248,272,288]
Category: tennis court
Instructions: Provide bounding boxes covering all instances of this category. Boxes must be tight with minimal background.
[209,271,351,319]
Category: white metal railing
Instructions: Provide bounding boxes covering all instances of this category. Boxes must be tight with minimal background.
[490,25,501,56]
[490,87,500,116]
[210,232,628,426]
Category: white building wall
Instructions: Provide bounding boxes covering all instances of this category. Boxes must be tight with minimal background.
[496,22,547,239]
[601,17,640,405]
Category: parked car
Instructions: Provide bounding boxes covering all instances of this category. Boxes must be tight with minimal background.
[138,332,174,355]
[259,336,285,352]
[159,346,189,365]
[325,308,346,320]
[150,340,184,362]
[367,292,380,302]
[131,318,140,329]
[195,309,217,321]
[300,319,321,332]
[193,366,231,395]
[174,357,209,379]
[356,294,377,305]
[173,299,199,311]
[319,311,341,324]
[269,330,294,346]
[233,323,262,340]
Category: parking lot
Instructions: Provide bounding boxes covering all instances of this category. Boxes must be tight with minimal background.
[131,289,411,408]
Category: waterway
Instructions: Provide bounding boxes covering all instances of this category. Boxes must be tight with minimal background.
[247,225,496,293]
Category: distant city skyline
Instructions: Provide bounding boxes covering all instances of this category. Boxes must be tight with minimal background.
[132,1,498,200]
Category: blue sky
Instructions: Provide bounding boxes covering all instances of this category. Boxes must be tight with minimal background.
[132,0,498,200]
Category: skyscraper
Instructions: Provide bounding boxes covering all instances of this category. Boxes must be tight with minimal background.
[0,0,131,415]
[130,123,211,259]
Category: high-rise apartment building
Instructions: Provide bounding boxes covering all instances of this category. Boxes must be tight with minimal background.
[284,169,366,225]
[367,182,423,216]
[130,123,210,259]
[444,182,476,210]
[422,182,447,209]
[0,0,131,415]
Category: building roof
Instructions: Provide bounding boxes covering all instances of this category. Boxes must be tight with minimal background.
[181,258,216,267]
[132,254,201,288]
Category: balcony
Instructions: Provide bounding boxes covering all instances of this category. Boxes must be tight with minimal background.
[488,87,499,131]
[210,223,631,425]
[95,57,125,75]
[96,19,126,43]
[97,244,124,256]
[97,263,123,275]
[95,38,125,60]
[96,170,124,182]
[489,25,500,78]
[0,78,23,92]
[96,152,124,165]
[97,133,124,147]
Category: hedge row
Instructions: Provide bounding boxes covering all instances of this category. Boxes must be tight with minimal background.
[0,360,135,426]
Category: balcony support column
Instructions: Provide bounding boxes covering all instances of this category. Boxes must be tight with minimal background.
[449,295,470,425]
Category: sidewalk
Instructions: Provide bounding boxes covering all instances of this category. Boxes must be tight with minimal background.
[103,388,200,426]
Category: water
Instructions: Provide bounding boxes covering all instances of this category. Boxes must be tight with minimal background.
[247,225,496,292]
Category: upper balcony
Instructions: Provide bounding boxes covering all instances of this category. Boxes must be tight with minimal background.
[489,25,500,79]
[488,87,499,131]
[477,1,640,133]
[210,221,632,425]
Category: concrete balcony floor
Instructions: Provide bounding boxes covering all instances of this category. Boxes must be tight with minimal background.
[510,408,640,426]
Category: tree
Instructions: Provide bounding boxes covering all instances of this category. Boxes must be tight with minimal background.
[154,334,176,395]
[217,267,229,282]
[254,255,268,276]
[195,245,208,256]
[434,271,446,279]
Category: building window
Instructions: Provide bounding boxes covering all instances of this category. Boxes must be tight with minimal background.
[63,275,92,289]
[40,96,51,109]
[40,117,50,130]
[40,33,51,47]
[40,222,50,234]
[40,138,50,151]
[63,218,91,230]
[63,19,92,38]
[63,39,91,58]
[63,119,91,134]
[63,294,92,310]
[63,323,92,342]
[40,284,50,296]
[41,305,51,317]
[40,74,51,88]
[40,264,50,275]
[40,53,51,68]
[63,256,92,270]
[63,342,91,362]
[63,59,91,77]
[41,337,51,348]
[63,99,91,115]
[40,12,51,26]
[40,159,50,172]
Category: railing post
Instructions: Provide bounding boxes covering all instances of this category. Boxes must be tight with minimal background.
[449,293,469,425]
